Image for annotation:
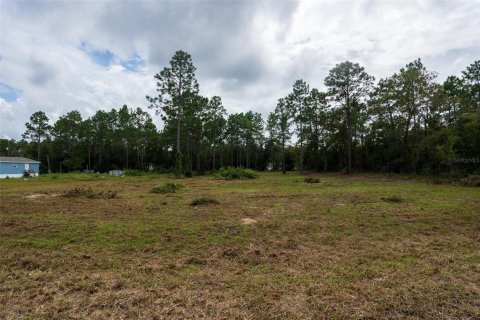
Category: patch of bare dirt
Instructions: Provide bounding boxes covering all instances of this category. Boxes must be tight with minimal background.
[24,193,60,199]
[241,218,257,225]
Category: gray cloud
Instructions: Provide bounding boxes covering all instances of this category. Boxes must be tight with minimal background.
[29,59,58,86]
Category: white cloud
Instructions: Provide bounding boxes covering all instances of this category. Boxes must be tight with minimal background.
[0,0,479,138]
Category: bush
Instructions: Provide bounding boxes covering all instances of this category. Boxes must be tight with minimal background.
[190,196,219,206]
[63,187,118,199]
[215,166,259,180]
[381,196,405,203]
[151,182,183,194]
[153,167,171,174]
[460,175,480,187]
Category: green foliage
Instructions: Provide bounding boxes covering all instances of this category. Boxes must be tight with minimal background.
[460,175,480,187]
[151,182,184,194]
[12,56,480,177]
[215,166,259,180]
[147,50,199,176]
[190,196,219,206]
[22,110,51,163]
[325,61,374,173]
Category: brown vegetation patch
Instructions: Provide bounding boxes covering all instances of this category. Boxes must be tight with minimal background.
[1,173,479,319]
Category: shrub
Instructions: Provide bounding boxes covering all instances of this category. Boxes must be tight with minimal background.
[215,166,259,180]
[381,196,405,203]
[190,196,219,206]
[460,175,480,187]
[151,182,183,194]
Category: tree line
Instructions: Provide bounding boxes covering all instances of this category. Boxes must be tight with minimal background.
[1,51,478,176]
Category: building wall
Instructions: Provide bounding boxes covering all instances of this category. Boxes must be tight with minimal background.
[0,174,24,179]
[0,162,40,178]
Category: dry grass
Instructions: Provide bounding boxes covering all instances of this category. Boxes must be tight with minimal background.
[0,172,479,319]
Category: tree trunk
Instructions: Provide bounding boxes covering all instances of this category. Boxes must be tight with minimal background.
[125,145,129,170]
[175,112,182,178]
[196,140,200,173]
[299,123,303,171]
[47,154,51,174]
[37,137,41,162]
[347,115,352,173]
[212,138,216,171]
[346,99,353,174]
[88,144,91,171]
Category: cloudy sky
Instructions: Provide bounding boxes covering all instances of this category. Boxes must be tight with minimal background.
[1,0,479,139]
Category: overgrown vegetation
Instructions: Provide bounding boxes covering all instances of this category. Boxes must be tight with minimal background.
[215,166,259,180]
[150,182,183,193]
[62,187,118,199]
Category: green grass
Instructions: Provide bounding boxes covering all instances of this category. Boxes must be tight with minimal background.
[0,172,479,319]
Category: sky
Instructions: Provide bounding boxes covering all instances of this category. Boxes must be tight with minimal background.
[1,0,479,139]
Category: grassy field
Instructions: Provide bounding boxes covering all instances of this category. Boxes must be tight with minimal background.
[0,172,479,319]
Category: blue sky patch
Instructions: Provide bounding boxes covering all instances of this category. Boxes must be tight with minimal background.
[80,41,144,72]
[0,83,21,102]
[121,54,145,72]
[80,41,115,67]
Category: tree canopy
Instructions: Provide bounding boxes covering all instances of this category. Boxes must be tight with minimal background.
[5,53,478,177]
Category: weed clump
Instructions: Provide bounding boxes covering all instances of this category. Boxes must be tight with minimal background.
[151,182,183,194]
[190,196,219,206]
[460,175,480,187]
[381,196,405,203]
[63,187,118,199]
[304,177,320,183]
[215,166,259,180]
